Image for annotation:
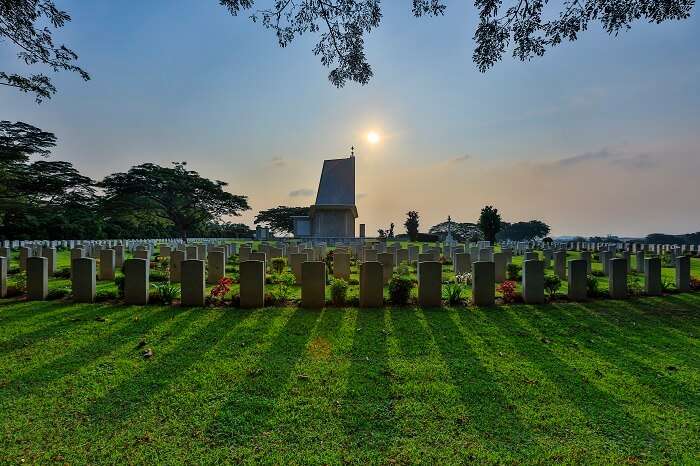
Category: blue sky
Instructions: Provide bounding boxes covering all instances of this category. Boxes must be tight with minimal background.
[1,1,699,237]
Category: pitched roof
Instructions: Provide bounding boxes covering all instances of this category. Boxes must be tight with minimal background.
[314,156,355,206]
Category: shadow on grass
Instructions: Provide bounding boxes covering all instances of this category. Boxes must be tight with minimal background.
[0,303,130,355]
[491,305,670,456]
[206,308,320,446]
[341,308,393,453]
[1,306,182,401]
[86,309,246,424]
[422,308,536,456]
[546,302,700,408]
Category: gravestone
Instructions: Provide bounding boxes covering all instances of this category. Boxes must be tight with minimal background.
[181,259,206,306]
[124,258,149,305]
[579,251,591,275]
[301,261,326,308]
[186,245,199,260]
[608,258,627,299]
[170,250,185,283]
[134,249,149,260]
[72,257,96,303]
[99,249,116,281]
[19,246,30,271]
[207,251,226,284]
[454,253,472,275]
[567,259,587,301]
[115,245,125,267]
[553,251,566,280]
[364,249,378,262]
[359,261,383,308]
[472,261,495,306]
[42,246,56,276]
[239,245,251,261]
[522,259,544,304]
[418,261,442,307]
[378,252,394,285]
[0,256,7,298]
[675,255,690,292]
[333,252,351,280]
[27,256,48,301]
[644,256,662,296]
[290,253,306,284]
[240,260,265,308]
[494,252,507,283]
[636,251,645,273]
[524,251,538,261]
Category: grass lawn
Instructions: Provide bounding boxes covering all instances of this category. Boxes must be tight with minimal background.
[1,295,699,463]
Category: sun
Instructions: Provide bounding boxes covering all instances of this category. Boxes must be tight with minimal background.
[367,131,380,144]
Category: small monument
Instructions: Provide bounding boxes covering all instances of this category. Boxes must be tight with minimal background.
[292,148,358,238]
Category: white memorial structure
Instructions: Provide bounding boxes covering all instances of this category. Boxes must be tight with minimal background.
[292,155,358,239]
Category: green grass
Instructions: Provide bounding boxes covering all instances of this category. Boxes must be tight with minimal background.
[1,296,699,463]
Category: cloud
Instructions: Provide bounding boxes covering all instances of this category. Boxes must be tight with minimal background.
[610,153,657,170]
[557,148,613,167]
[289,188,314,197]
[555,148,657,170]
[448,154,471,165]
[269,156,285,168]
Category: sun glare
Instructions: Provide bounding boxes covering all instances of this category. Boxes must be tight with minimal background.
[367,131,380,144]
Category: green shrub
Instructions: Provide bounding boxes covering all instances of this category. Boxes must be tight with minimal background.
[586,275,600,297]
[273,272,296,303]
[443,282,465,306]
[544,274,562,299]
[661,279,676,293]
[8,266,21,275]
[114,275,125,297]
[348,277,359,285]
[627,275,644,296]
[271,257,286,275]
[507,263,522,281]
[150,282,179,304]
[47,287,70,300]
[12,271,27,293]
[150,270,169,282]
[591,270,605,277]
[330,278,349,306]
[389,274,413,305]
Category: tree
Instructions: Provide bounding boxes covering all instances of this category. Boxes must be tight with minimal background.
[0,121,99,239]
[1,1,89,102]
[404,211,419,242]
[219,0,693,87]
[99,162,250,241]
[429,220,480,242]
[478,205,501,244]
[388,222,395,239]
[255,206,310,235]
[497,220,550,241]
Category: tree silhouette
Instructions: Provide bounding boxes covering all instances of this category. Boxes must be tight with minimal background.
[99,162,250,241]
[220,0,693,86]
[405,211,420,242]
[478,205,502,244]
[0,0,89,102]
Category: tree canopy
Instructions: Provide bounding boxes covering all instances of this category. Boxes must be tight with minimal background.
[99,162,250,241]
[478,205,502,244]
[254,206,310,235]
[219,0,694,87]
[497,220,550,241]
[429,220,480,242]
[404,211,420,242]
[0,0,89,102]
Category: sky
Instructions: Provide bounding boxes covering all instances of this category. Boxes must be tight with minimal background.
[1,0,699,237]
